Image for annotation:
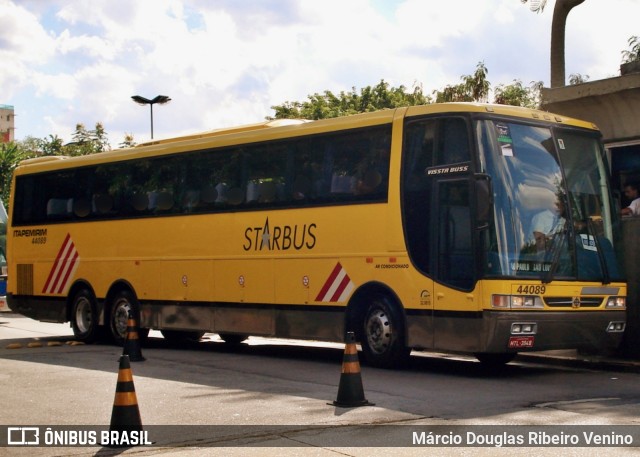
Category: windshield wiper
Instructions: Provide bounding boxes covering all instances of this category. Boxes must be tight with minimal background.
[542,221,567,284]
[586,218,610,284]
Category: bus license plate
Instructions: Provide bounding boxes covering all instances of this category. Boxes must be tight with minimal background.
[508,336,534,349]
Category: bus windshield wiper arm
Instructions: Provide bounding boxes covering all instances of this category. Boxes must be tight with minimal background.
[542,222,567,284]
[586,218,610,285]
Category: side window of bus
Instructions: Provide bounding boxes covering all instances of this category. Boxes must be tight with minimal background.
[11,126,392,226]
[435,118,470,166]
[327,130,390,199]
[43,171,76,221]
[402,117,472,279]
[246,143,288,205]
[292,139,326,202]
[402,119,437,274]
[402,116,470,187]
[179,148,242,211]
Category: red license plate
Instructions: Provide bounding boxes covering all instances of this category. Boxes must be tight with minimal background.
[508,336,534,349]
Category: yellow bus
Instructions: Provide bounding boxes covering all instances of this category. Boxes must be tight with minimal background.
[0,199,7,311]
[7,103,627,368]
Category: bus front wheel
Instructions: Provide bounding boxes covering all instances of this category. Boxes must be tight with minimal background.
[71,289,100,343]
[360,295,410,369]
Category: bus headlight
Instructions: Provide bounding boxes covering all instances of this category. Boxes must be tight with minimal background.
[605,297,626,309]
[492,295,544,309]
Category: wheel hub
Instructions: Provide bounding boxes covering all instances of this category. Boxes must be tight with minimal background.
[74,298,92,333]
[113,301,131,338]
[366,309,391,354]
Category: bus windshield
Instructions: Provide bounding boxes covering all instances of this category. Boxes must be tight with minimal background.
[478,119,624,282]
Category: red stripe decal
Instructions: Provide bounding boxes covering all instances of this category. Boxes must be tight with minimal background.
[42,234,79,294]
[330,273,351,302]
[42,233,71,293]
[56,250,79,294]
[314,262,343,302]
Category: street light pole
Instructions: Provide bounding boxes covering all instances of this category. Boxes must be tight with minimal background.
[131,95,171,139]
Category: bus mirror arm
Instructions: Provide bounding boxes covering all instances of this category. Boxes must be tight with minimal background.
[474,174,493,230]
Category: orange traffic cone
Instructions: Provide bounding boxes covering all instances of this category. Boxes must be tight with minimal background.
[122,313,145,362]
[331,332,374,407]
[110,355,143,433]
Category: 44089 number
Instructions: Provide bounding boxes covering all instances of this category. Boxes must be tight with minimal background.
[516,285,546,294]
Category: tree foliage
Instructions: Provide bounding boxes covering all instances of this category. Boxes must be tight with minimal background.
[0,122,116,208]
[568,73,589,85]
[270,62,540,120]
[269,80,431,120]
[65,122,111,156]
[622,36,640,64]
[433,62,490,103]
[119,133,137,149]
[494,80,543,108]
[0,142,33,205]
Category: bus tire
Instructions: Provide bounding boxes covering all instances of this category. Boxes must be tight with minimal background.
[360,295,410,369]
[161,329,205,345]
[108,290,148,345]
[70,289,100,343]
[474,352,516,367]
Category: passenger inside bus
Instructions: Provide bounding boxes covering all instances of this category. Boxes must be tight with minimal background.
[531,197,567,254]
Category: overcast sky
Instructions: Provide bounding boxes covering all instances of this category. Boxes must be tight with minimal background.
[1,0,638,144]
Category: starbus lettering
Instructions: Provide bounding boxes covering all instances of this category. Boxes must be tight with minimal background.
[243,218,317,251]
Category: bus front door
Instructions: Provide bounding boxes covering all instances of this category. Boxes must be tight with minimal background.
[432,178,479,352]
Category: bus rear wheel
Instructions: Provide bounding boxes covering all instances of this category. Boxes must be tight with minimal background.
[109,290,148,345]
[360,295,410,369]
[71,289,100,343]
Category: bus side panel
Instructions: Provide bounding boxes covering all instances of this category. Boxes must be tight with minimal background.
[274,306,344,341]
[431,311,483,353]
[214,304,275,336]
[141,302,213,332]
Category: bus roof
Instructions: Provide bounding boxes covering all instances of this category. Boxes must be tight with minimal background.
[14,103,598,175]
[135,118,312,148]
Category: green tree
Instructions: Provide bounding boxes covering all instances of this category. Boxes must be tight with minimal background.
[65,122,111,156]
[270,62,543,121]
[17,136,45,155]
[568,73,589,85]
[622,35,640,63]
[43,135,65,155]
[269,80,430,120]
[494,79,543,108]
[119,133,137,149]
[0,142,34,205]
[434,62,490,103]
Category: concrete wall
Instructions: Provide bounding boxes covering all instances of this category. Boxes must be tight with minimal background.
[621,217,640,356]
[541,73,640,144]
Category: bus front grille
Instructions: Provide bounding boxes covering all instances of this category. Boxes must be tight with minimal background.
[544,296,604,308]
